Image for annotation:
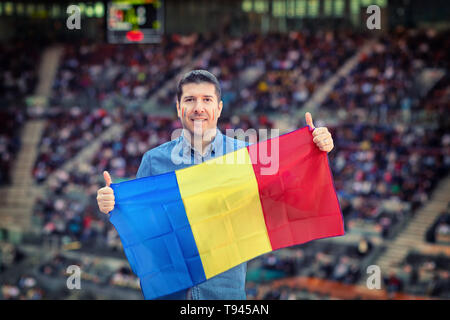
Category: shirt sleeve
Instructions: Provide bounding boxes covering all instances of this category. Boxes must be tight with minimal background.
[136,151,152,179]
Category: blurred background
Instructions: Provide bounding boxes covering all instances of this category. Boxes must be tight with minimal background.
[0,0,449,300]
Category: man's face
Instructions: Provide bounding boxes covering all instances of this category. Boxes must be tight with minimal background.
[177,82,223,138]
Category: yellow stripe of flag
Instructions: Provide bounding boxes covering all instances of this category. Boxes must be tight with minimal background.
[176,148,272,279]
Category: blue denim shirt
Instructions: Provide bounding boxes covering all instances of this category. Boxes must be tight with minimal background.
[136,128,248,300]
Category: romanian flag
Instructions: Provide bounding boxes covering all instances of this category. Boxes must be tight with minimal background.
[109,126,345,299]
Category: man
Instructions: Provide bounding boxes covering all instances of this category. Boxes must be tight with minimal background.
[97,69,334,299]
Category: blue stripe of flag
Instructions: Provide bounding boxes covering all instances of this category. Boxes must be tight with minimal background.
[109,172,206,299]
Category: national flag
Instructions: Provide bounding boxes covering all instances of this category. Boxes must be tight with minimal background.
[109,126,345,299]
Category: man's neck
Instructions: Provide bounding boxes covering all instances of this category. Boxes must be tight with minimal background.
[183,128,217,156]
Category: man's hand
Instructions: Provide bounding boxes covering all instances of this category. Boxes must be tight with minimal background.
[305,112,334,153]
[97,171,115,214]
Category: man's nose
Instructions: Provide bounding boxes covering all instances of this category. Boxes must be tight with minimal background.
[192,100,206,113]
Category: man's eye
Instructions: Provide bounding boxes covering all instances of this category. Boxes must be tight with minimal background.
[204,98,212,102]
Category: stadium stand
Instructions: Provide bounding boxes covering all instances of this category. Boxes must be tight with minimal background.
[0,41,40,108]
[0,109,26,186]
[14,28,449,299]
[33,107,118,183]
[0,40,41,186]
[0,1,449,301]
[50,34,216,110]
[157,31,365,115]
[425,205,450,245]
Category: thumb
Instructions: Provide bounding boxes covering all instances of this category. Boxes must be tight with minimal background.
[305,112,315,130]
[103,171,112,187]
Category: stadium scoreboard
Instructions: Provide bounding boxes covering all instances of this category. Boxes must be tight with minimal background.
[106,0,164,44]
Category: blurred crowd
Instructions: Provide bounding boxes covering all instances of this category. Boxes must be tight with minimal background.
[49,31,364,116]
[231,31,362,114]
[1,27,449,300]
[38,253,139,290]
[50,34,215,110]
[383,250,450,299]
[322,28,450,124]
[257,239,370,284]
[0,41,40,108]
[315,28,450,240]
[158,30,364,115]
[246,245,450,300]
[0,41,40,185]
[1,275,45,300]
[245,239,374,300]
[0,108,26,185]
[327,121,449,239]
[0,243,44,300]
[33,107,120,183]
[426,204,450,245]
[0,250,141,300]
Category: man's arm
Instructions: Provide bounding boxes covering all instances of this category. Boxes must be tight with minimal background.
[136,151,152,179]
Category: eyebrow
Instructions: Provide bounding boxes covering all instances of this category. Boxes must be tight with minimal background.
[183,95,215,100]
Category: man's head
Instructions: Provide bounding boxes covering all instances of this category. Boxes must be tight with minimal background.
[176,70,223,139]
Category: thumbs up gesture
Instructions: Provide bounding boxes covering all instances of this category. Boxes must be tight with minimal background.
[305,112,334,153]
[96,171,115,214]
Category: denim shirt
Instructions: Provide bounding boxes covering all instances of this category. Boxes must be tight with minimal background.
[136,128,248,300]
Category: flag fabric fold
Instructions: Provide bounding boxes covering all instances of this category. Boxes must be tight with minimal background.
[109,126,345,299]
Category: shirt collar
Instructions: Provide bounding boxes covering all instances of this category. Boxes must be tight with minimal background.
[180,128,223,158]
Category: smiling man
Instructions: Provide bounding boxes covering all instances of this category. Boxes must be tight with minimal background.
[177,79,222,151]
[96,69,335,300]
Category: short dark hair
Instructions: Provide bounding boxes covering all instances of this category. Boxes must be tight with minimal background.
[176,70,221,103]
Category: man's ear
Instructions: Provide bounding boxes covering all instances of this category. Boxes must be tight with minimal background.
[176,100,181,118]
[217,100,223,119]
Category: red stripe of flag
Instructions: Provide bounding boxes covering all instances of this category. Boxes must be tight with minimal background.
[247,126,345,250]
